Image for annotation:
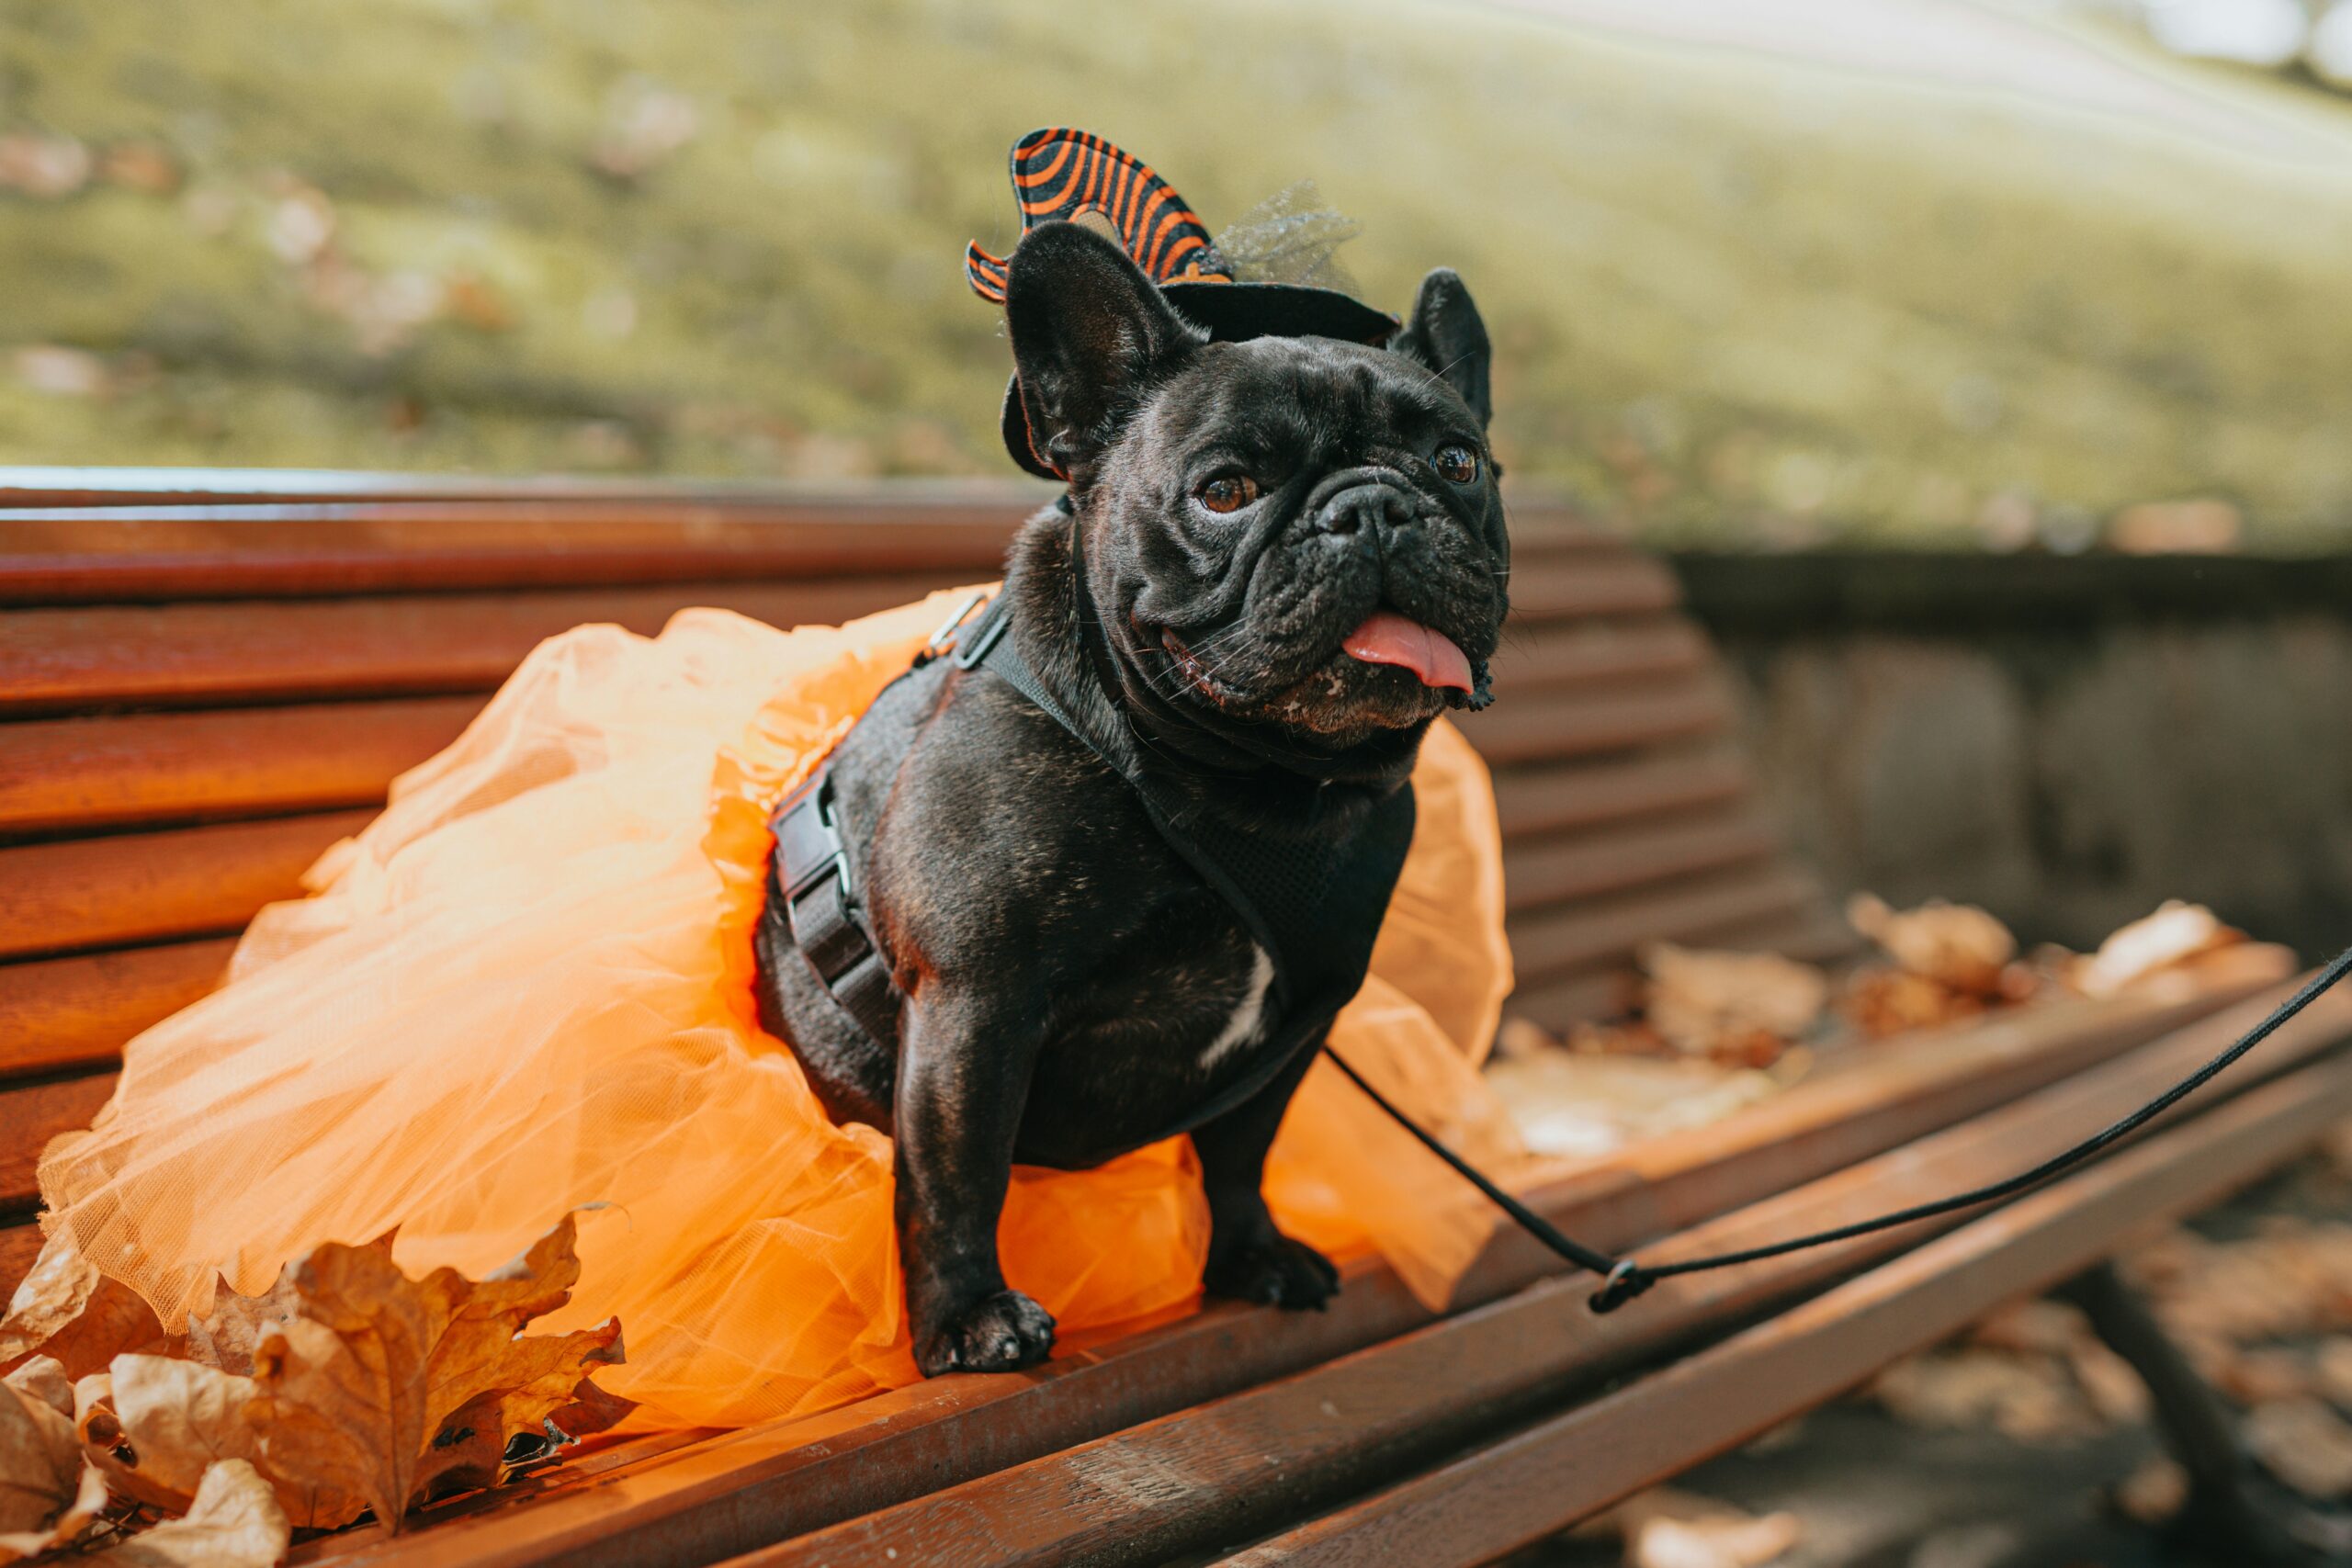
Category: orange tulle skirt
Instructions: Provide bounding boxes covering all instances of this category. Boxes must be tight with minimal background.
[35,590,1524,1428]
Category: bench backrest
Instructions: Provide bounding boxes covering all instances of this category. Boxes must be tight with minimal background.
[0,472,1846,1294]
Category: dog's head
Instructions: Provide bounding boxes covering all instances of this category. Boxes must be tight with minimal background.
[1006,221,1509,779]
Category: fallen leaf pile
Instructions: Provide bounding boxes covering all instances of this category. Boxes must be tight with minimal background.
[1641,944,1829,1067]
[1863,1158,2352,1508]
[1481,1048,1796,1160]
[1838,894,2041,1038]
[1868,1296,2145,1444]
[1489,896,2301,1170]
[0,1214,628,1564]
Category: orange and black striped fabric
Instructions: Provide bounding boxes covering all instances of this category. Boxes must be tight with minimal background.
[966,129,1235,301]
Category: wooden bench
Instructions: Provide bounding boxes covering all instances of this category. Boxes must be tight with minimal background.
[1,469,2339,1566]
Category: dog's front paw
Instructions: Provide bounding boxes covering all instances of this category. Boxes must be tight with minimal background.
[1204,1230,1340,1310]
[914,1288,1057,1376]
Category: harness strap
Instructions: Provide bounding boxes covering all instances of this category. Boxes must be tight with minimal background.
[774,772,899,1047]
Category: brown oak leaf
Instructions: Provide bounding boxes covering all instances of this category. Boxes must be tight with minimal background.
[32,1216,622,1537]
[0,1355,107,1557]
[0,1236,170,1378]
[87,1459,288,1567]
[184,1271,303,1379]
[234,1215,621,1532]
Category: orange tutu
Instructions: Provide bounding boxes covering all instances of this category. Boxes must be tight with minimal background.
[35,590,1523,1428]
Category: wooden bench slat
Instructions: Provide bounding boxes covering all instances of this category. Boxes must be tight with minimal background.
[306,980,2266,1568]
[0,504,1021,605]
[0,1073,119,1218]
[1453,676,1731,768]
[0,500,1619,605]
[1500,555,1681,621]
[1489,747,1751,841]
[1504,864,1826,987]
[1504,807,1781,916]
[0,939,233,1077]
[0,812,368,961]
[0,701,479,836]
[0,581,974,716]
[1486,616,1709,694]
[690,983,2352,1566]
[1224,1026,2352,1568]
[0,1221,42,1292]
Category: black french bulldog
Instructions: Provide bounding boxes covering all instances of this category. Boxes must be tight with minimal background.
[752,220,1509,1376]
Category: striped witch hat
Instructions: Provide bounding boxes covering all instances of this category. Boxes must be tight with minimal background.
[969,129,1399,479]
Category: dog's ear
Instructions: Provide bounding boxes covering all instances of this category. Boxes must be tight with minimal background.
[1005,220,1204,476]
[1392,268,1491,429]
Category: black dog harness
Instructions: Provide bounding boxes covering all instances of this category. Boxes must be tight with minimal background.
[769,584,1417,1145]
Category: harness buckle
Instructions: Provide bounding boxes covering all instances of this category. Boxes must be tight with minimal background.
[776,773,853,902]
[923,591,989,661]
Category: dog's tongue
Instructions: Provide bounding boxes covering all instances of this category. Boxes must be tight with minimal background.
[1343,611,1474,693]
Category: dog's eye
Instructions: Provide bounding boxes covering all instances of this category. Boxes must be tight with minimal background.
[1434,444,1481,486]
[1196,474,1260,514]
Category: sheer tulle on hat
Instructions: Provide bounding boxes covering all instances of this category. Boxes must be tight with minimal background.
[36,590,1521,1428]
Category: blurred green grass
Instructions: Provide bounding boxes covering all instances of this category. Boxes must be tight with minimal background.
[6,0,2352,544]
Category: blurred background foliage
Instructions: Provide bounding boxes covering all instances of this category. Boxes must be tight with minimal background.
[5,0,2352,546]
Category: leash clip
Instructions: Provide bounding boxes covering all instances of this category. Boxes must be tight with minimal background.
[1590,1259,1652,1314]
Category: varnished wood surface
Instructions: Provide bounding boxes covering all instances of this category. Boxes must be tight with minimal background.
[0,702,480,834]
[0,940,233,1077]
[0,811,370,961]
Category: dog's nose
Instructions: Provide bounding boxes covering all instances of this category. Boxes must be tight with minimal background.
[1313,479,1413,537]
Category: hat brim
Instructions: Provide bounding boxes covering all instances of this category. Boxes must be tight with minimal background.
[1001,282,1401,479]
[1162,280,1399,348]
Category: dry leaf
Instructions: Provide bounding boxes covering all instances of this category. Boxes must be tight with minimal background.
[0,1242,98,1367]
[2246,1397,2352,1497]
[1838,965,1986,1039]
[0,1356,88,1531]
[2133,1221,2352,1343]
[2112,1455,2188,1524]
[85,1358,280,1521]
[1494,1018,1556,1060]
[2076,901,2244,998]
[88,1459,288,1567]
[1871,1348,2101,1441]
[1968,1298,2086,1356]
[0,1355,103,1557]
[2210,1346,2312,1406]
[1847,894,2016,995]
[2066,1339,2152,1425]
[185,1272,302,1379]
[1566,1021,1672,1057]
[0,1462,107,1563]
[1640,945,1826,1059]
[58,1216,623,1536]
[1486,1050,1788,1158]
[2317,1337,2352,1411]
[1609,1490,1803,1568]
[0,1236,172,1379]
[235,1217,622,1531]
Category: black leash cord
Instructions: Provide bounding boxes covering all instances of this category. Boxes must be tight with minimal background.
[1329,942,2352,1314]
